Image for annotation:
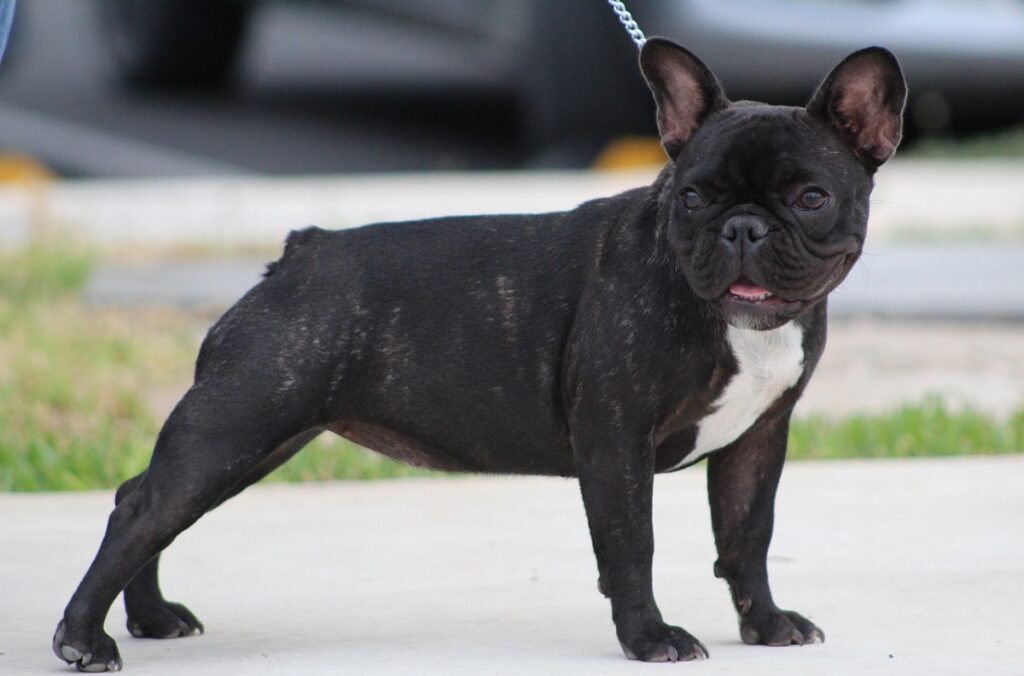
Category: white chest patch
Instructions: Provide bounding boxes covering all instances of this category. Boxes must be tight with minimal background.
[668,322,805,470]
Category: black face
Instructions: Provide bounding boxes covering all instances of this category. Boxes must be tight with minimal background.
[668,106,872,329]
[639,38,907,330]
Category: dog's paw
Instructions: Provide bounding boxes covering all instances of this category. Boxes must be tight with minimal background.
[740,608,824,647]
[618,621,709,662]
[127,600,204,639]
[53,620,123,672]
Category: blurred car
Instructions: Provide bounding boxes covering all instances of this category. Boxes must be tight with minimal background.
[651,0,1024,136]
[99,0,1024,160]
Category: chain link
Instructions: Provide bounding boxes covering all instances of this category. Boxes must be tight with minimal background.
[605,0,647,49]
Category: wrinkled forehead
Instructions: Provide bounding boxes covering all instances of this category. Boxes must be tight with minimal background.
[675,105,862,189]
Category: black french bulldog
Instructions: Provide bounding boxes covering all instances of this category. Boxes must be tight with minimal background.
[54,38,905,671]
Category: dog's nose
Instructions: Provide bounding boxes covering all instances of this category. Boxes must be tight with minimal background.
[721,215,768,244]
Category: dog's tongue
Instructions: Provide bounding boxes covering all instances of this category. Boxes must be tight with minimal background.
[729,282,772,300]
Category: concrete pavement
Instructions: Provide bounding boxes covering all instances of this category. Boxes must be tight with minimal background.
[3,455,1022,675]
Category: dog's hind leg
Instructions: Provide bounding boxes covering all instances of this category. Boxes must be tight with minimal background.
[118,427,322,641]
[112,472,202,642]
[53,373,323,672]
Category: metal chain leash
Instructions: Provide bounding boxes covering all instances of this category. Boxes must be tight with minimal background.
[605,0,647,48]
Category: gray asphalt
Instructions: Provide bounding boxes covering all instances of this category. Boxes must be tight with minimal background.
[830,243,1024,319]
[5,456,1023,674]
[85,242,1024,320]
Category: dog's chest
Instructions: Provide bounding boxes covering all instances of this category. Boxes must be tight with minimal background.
[667,323,805,470]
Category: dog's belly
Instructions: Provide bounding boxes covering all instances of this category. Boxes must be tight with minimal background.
[326,419,576,475]
[326,421,480,472]
[662,322,805,471]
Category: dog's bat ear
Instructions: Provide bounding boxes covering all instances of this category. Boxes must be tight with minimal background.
[807,47,907,170]
[640,38,729,160]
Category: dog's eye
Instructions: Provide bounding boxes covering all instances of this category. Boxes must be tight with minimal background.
[795,189,829,210]
[680,189,705,210]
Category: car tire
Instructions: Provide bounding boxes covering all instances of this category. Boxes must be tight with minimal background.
[99,0,252,89]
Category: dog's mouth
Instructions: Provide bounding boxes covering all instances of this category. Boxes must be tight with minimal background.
[722,277,796,306]
[727,280,778,304]
[719,277,804,322]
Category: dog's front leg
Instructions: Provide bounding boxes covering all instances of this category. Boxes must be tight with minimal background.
[573,424,708,662]
[707,412,825,647]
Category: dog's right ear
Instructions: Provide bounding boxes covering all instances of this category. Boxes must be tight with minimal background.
[640,38,729,159]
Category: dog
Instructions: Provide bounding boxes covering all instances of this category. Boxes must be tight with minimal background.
[54,37,905,671]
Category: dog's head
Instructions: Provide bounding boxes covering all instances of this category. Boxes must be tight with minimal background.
[640,38,906,330]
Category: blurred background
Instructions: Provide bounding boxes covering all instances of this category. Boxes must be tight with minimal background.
[0,0,1023,491]
[0,0,1023,176]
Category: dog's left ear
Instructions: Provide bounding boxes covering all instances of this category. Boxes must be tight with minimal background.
[807,47,907,169]
[640,38,729,159]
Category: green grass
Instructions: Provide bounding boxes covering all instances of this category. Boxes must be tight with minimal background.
[0,243,1021,492]
[0,243,164,490]
[789,397,1024,460]
[0,242,93,300]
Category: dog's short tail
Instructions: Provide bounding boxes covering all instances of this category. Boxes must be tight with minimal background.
[264,225,325,277]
